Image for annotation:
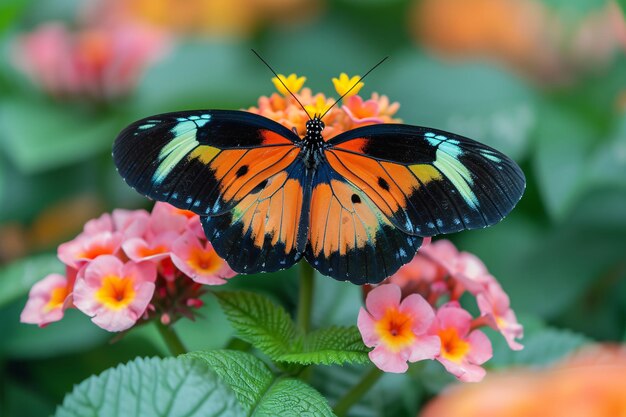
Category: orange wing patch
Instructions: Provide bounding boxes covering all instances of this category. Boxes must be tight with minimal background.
[231,173,303,254]
[326,149,422,233]
[306,175,423,284]
[210,146,300,204]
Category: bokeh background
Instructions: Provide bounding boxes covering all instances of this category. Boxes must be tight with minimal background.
[1,0,625,416]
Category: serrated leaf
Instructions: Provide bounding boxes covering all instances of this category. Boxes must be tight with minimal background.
[186,350,336,417]
[278,326,370,365]
[55,356,243,417]
[214,291,302,359]
[255,378,336,417]
[185,350,273,411]
[0,253,63,308]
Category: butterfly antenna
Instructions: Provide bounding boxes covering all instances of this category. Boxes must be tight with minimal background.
[251,49,312,120]
[319,56,389,120]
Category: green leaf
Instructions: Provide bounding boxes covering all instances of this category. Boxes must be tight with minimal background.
[213,291,302,359]
[587,115,626,189]
[0,98,119,174]
[278,326,370,365]
[185,350,273,411]
[541,0,609,17]
[0,0,30,33]
[186,350,336,417]
[490,323,590,368]
[55,356,244,417]
[0,253,63,308]
[533,103,597,220]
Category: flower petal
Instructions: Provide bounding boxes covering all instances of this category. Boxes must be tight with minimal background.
[365,284,402,320]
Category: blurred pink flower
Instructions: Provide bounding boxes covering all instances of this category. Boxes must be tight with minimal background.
[429,306,493,382]
[477,282,524,350]
[20,273,72,327]
[14,22,168,101]
[358,284,440,373]
[73,255,156,332]
[171,231,236,285]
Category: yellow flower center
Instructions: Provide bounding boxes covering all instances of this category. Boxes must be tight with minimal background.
[332,73,364,99]
[375,307,415,352]
[272,73,306,96]
[439,327,470,363]
[96,275,136,310]
[187,247,222,274]
[45,286,69,312]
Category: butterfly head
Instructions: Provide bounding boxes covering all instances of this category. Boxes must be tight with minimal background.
[306,117,325,136]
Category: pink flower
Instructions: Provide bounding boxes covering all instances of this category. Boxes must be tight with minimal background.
[358,284,441,373]
[171,231,236,285]
[342,95,385,126]
[420,240,493,294]
[148,202,194,236]
[73,255,156,332]
[122,231,177,262]
[429,306,493,382]
[13,23,168,100]
[386,240,442,299]
[20,273,72,327]
[477,282,524,351]
[111,209,150,238]
[57,231,123,269]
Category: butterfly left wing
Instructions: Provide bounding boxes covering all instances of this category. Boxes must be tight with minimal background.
[325,124,526,237]
[113,110,300,217]
[201,159,310,274]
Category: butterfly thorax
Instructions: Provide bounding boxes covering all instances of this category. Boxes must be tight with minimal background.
[300,117,327,170]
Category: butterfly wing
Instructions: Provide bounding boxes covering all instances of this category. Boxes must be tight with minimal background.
[113,110,301,216]
[201,159,311,274]
[305,163,423,284]
[325,124,526,237]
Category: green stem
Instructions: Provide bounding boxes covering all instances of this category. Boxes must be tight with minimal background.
[297,261,315,333]
[333,367,383,417]
[156,321,187,356]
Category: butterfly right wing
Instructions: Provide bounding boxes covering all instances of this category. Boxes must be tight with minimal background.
[113,110,301,216]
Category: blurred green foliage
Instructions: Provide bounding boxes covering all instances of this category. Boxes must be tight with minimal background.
[0,0,625,416]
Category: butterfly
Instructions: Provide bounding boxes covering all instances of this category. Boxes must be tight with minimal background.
[113,55,525,284]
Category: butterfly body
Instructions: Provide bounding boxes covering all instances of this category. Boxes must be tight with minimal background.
[114,109,525,284]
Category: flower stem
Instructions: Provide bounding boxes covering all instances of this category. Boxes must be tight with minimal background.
[156,321,187,356]
[297,261,315,333]
[333,366,383,417]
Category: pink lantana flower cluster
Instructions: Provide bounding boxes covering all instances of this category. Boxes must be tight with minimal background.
[358,239,523,382]
[21,203,236,332]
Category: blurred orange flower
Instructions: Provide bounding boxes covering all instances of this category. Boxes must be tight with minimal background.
[412,0,626,83]
[89,0,321,37]
[421,344,626,417]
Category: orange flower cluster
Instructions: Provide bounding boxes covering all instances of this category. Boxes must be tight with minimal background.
[413,0,626,83]
[247,72,401,139]
[421,344,626,417]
